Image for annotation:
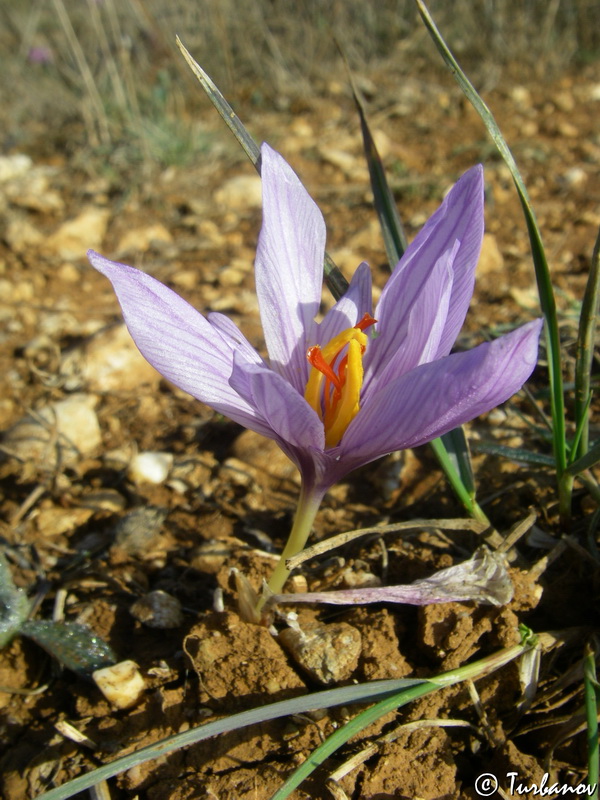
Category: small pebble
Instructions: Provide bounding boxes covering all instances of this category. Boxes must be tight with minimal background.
[279,622,362,685]
[0,153,32,181]
[212,588,224,613]
[561,167,587,189]
[214,174,262,209]
[128,451,173,485]
[1,394,101,468]
[93,660,145,709]
[112,507,168,556]
[80,489,127,512]
[130,590,183,629]
[191,540,232,574]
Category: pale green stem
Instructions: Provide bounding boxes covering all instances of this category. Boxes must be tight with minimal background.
[559,472,575,528]
[266,483,324,596]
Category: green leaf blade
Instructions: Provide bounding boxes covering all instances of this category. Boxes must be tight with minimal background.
[415,0,569,518]
[574,226,600,461]
[341,54,407,266]
[35,678,422,800]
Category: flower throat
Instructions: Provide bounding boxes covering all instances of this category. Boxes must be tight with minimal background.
[304,313,376,447]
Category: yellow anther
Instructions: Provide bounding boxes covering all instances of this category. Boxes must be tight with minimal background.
[323,338,363,447]
[304,314,375,447]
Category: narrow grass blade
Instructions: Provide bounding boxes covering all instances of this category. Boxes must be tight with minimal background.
[429,437,489,524]
[338,46,407,266]
[571,391,594,463]
[51,0,111,146]
[35,678,421,800]
[175,37,349,302]
[176,36,260,168]
[323,252,350,302]
[583,644,599,799]
[574,227,600,460]
[338,44,481,520]
[575,472,600,509]
[415,1,568,515]
[439,427,476,496]
[566,441,600,477]
[471,441,556,468]
[340,44,478,518]
[269,632,541,800]
[269,680,438,800]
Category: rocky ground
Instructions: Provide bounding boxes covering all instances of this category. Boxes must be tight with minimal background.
[1,62,600,799]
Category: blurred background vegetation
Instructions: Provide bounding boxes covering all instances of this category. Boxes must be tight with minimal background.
[1,0,598,167]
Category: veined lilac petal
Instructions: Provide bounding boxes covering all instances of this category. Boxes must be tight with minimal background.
[368,166,484,381]
[341,318,543,469]
[317,262,373,345]
[270,548,512,607]
[412,245,455,365]
[229,354,325,452]
[408,165,484,356]
[255,143,325,393]
[208,312,265,366]
[365,243,456,393]
[433,167,484,358]
[87,250,271,435]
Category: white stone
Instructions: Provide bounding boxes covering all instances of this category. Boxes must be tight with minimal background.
[1,394,101,468]
[218,266,245,287]
[5,217,44,254]
[318,146,368,181]
[57,263,81,283]
[0,154,32,182]
[6,169,64,214]
[279,622,362,685]
[47,207,110,260]
[561,167,587,189]
[509,85,533,109]
[116,223,173,256]
[171,269,198,290]
[214,174,262,210]
[35,507,94,537]
[92,660,145,709]
[478,233,504,274]
[128,451,173,485]
[81,324,161,392]
[130,590,183,628]
[372,128,393,160]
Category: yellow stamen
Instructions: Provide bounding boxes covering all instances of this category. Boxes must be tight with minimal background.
[324,338,363,446]
[304,314,376,447]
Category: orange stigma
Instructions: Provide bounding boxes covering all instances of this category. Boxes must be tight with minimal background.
[304,313,376,447]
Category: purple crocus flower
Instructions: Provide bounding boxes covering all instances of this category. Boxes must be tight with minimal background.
[28,46,54,65]
[88,143,542,593]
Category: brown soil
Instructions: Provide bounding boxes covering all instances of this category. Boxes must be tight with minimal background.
[1,64,599,799]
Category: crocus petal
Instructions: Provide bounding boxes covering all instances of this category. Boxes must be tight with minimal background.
[340,318,543,471]
[270,548,512,607]
[365,243,456,393]
[229,354,325,454]
[317,262,373,345]
[255,143,325,393]
[367,165,484,383]
[208,312,265,366]
[88,250,269,434]
[427,166,485,358]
